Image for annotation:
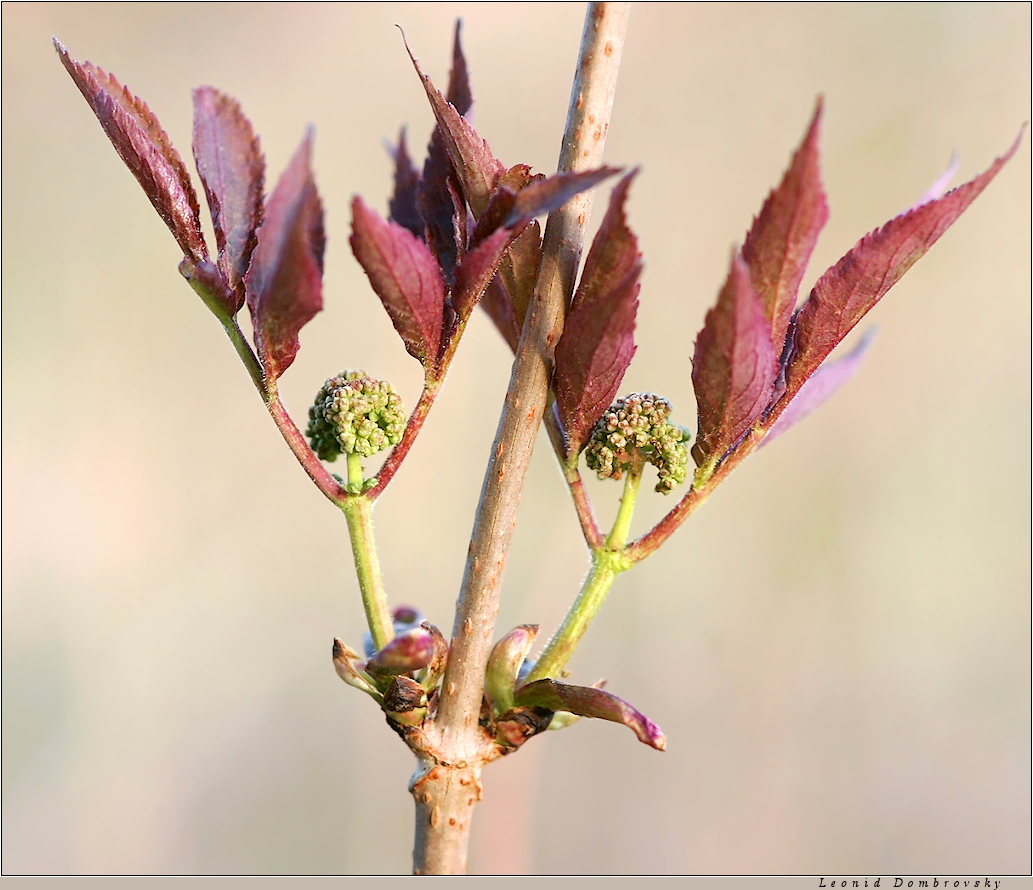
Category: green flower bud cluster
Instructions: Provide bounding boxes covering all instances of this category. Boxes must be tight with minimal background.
[584,393,691,493]
[306,371,405,461]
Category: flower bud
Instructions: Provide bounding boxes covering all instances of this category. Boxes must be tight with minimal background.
[306,371,405,462]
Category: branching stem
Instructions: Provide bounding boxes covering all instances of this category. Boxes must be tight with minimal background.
[411,2,631,875]
[524,548,627,683]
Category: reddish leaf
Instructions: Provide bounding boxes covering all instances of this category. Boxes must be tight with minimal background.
[404,34,503,218]
[54,39,207,262]
[514,679,667,751]
[454,166,619,326]
[741,98,828,354]
[465,164,536,247]
[554,172,642,458]
[504,166,623,228]
[244,131,325,382]
[387,128,423,237]
[452,223,529,321]
[762,328,875,446]
[192,87,264,313]
[417,126,462,283]
[481,225,541,351]
[350,197,447,369]
[785,130,1024,401]
[691,251,779,469]
[445,20,473,116]
[407,23,477,281]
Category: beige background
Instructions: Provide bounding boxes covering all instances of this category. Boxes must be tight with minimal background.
[2,2,1029,876]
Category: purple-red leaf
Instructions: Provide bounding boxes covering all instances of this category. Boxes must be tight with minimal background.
[741,98,828,354]
[785,130,1023,402]
[691,251,779,469]
[417,127,462,283]
[514,679,667,751]
[481,224,542,351]
[55,39,207,262]
[244,130,324,383]
[350,196,447,369]
[554,172,642,458]
[408,22,479,282]
[762,328,875,446]
[387,128,423,237]
[452,222,530,321]
[404,34,503,219]
[452,167,618,327]
[192,86,264,313]
[444,20,473,116]
[504,166,623,228]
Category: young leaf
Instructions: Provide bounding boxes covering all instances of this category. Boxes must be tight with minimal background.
[417,126,462,284]
[244,130,325,384]
[514,678,667,751]
[503,166,623,229]
[741,98,828,354]
[387,128,423,237]
[554,171,642,458]
[192,87,265,313]
[350,197,447,370]
[452,223,530,322]
[404,34,503,218]
[444,19,473,117]
[451,167,620,325]
[54,39,207,262]
[784,130,1023,402]
[691,251,779,469]
[761,328,875,446]
[409,21,477,280]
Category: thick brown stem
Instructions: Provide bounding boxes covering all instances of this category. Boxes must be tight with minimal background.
[411,2,631,875]
[410,758,484,875]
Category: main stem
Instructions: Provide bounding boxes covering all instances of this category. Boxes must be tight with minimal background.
[411,2,631,875]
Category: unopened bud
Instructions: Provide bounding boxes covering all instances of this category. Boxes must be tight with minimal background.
[331,638,381,701]
[416,622,449,692]
[383,675,427,727]
[485,624,539,715]
[495,706,553,749]
[366,626,436,676]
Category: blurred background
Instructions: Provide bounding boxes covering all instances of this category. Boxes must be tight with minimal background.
[2,2,1029,876]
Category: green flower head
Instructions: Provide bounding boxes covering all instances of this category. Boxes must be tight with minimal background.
[584,393,690,493]
[307,371,405,461]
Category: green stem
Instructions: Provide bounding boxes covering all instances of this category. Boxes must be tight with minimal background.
[524,548,627,683]
[341,493,394,653]
[606,468,643,550]
[220,317,265,392]
[346,452,364,493]
[526,469,641,682]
